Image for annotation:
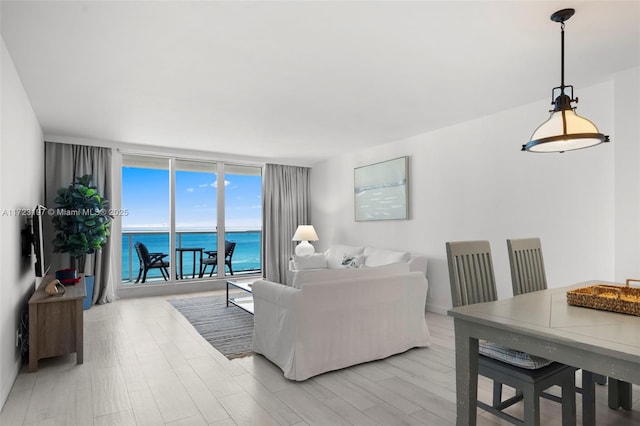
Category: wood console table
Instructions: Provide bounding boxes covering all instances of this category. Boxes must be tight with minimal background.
[28,275,86,372]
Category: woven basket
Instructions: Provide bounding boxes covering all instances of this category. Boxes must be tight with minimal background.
[566,279,640,316]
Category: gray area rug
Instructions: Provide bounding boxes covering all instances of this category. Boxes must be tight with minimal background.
[169,295,254,359]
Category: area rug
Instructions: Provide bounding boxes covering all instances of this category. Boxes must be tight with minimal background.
[169,295,254,359]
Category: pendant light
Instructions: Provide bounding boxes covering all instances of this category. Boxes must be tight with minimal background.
[523,8,609,153]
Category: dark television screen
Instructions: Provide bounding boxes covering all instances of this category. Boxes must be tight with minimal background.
[32,205,49,277]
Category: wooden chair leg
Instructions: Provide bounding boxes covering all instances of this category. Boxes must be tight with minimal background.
[523,387,540,426]
[492,382,503,407]
[561,375,577,426]
[609,378,633,410]
[582,371,596,426]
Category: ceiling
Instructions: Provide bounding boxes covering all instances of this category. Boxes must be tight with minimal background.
[1,1,639,165]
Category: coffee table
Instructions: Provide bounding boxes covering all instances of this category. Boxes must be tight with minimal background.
[226,280,253,314]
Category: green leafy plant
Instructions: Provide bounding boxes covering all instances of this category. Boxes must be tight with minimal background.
[52,174,112,271]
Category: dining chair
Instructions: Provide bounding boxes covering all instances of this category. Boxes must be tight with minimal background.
[506,237,612,425]
[446,240,577,426]
[507,237,547,296]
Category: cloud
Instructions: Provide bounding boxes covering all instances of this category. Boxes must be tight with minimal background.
[186,188,194,192]
[212,180,231,188]
[198,183,209,188]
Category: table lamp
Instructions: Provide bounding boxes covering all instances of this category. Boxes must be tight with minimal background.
[292,225,319,256]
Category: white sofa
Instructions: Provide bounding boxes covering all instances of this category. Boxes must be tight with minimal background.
[252,245,430,381]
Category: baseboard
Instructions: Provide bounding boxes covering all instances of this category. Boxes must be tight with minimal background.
[425,302,449,316]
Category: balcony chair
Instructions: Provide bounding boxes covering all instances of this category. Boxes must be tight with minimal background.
[199,240,236,277]
[446,240,577,426]
[134,241,170,283]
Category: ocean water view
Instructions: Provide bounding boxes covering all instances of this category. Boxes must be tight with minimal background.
[122,230,262,282]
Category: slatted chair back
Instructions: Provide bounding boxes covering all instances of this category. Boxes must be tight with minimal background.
[507,238,547,296]
[446,240,498,307]
[135,241,150,266]
[225,241,236,259]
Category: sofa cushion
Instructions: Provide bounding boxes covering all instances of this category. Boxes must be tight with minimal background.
[325,245,365,269]
[292,253,328,270]
[291,262,410,288]
[408,256,428,275]
[363,247,411,267]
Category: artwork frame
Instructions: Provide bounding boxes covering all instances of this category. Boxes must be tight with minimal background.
[354,156,409,221]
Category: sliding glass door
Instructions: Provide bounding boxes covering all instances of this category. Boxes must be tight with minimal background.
[121,156,171,283]
[121,155,262,285]
[224,164,263,276]
[175,160,217,280]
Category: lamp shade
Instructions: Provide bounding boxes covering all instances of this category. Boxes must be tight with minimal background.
[292,225,319,242]
[525,109,608,153]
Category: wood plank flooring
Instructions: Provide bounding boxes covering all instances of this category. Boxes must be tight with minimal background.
[1,290,638,425]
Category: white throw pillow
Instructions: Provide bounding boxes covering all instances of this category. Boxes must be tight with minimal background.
[325,245,365,269]
[292,253,328,270]
[363,247,411,267]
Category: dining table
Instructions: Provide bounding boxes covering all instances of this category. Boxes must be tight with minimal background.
[448,280,639,426]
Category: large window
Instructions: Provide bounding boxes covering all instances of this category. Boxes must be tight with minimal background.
[224,165,263,275]
[121,155,262,285]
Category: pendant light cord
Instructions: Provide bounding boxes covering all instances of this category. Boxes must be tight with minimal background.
[560,21,565,93]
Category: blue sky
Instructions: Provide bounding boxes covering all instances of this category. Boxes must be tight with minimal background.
[122,167,262,231]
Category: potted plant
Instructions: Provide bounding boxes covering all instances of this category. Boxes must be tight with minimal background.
[52,174,112,308]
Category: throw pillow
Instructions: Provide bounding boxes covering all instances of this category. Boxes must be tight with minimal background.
[340,254,365,269]
[325,245,365,269]
[363,247,411,267]
[293,253,328,270]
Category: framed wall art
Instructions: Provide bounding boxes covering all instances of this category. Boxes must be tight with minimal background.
[354,156,408,221]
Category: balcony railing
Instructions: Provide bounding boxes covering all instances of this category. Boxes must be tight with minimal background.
[122,229,262,284]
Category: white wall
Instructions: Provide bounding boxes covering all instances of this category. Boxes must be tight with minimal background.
[311,79,619,314]
[614,67,640,280]
[0,38,44,409]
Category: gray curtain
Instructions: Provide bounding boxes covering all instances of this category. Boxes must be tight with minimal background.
[263,164,311,284]
[44,142,114,304]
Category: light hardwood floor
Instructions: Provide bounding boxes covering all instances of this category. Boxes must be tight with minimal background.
[1,290,638,426]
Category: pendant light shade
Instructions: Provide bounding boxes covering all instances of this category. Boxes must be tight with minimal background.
[523,8,610,153]
[527,109,607,153]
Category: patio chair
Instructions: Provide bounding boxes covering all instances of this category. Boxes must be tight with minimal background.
[134,241,170,283]
[200,240,236,277]
[446,240,577,426]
